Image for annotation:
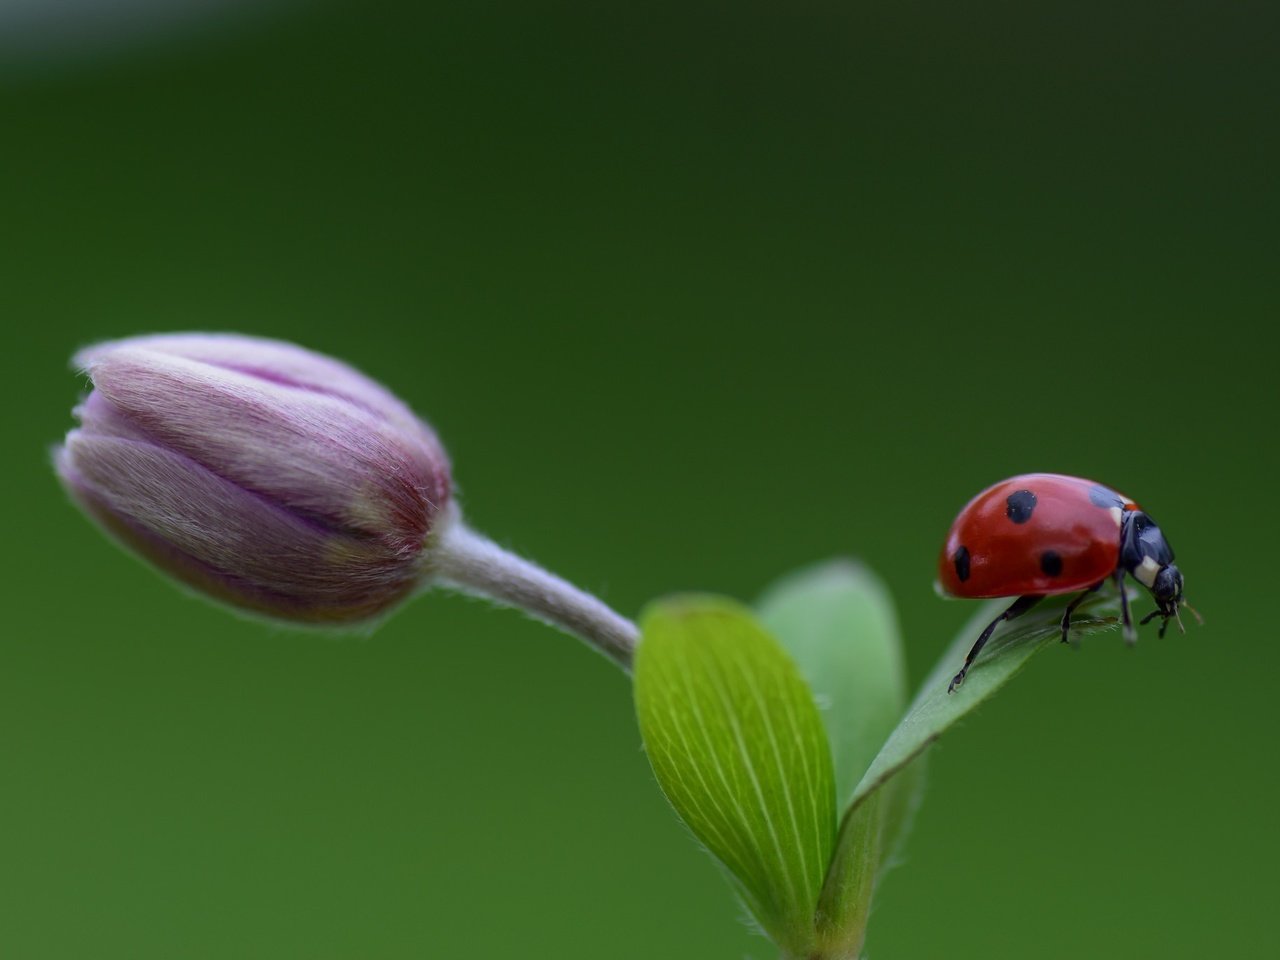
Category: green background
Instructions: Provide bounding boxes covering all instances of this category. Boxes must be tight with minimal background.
[3,2,1276,956]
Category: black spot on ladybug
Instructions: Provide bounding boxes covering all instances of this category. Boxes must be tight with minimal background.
[954,546,971,583]
[1089,484,1124,509]
[1006,490,1037,524]
[1040,550,1063,577]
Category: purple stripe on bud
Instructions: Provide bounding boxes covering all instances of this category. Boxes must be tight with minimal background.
[57,334,452,624]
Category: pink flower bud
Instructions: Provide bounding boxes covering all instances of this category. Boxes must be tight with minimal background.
[56,333,452,624]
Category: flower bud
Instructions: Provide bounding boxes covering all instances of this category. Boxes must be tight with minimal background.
[56,333,452,624]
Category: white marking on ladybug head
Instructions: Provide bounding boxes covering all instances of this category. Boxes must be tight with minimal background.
[1135,555,1161,588]
[1109,506,1124,528]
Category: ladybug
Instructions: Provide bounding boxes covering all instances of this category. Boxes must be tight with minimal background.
[938,473,1198,693]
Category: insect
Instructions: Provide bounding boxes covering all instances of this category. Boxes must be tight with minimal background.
[938,473,1199,693]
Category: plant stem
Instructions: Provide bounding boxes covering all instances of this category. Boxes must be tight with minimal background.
[427,507,639,670]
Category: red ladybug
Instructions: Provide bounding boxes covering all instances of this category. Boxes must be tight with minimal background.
[938,473,1196,693]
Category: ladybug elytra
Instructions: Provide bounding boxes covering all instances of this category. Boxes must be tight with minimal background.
[938,473,1198,693]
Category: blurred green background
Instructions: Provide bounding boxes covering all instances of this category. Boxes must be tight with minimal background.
[2,1,1276,957]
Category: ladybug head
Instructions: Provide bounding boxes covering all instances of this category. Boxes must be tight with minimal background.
[1145,564,1199,638]
[1152,564,1183,608]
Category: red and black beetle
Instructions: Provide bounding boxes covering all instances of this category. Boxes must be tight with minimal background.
[938,473,1197,693]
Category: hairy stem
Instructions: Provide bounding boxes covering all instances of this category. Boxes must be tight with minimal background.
[428,507,639,669]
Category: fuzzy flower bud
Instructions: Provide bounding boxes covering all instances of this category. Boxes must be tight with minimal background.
[56,333,452,624]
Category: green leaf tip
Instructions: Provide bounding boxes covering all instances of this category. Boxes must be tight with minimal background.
[634,595,836,954]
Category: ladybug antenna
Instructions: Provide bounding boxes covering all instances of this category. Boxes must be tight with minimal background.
[1181,598,1204,626]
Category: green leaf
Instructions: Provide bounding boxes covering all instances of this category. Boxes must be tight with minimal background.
[757,560,907,811]
[634,596,837,954]
[873,752,926,878]
[850,589,1122,813]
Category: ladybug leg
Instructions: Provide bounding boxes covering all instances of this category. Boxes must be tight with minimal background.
[948,595,1041,693]
[1060,581,1104,644]
[1115,572,1137,644]
[1139,607,1178,639]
